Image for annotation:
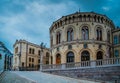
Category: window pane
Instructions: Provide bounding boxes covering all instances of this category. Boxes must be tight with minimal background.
[115,50,119,57]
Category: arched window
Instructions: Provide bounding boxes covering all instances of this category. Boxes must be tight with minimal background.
[96,51,103,60]
[29,48,31,54]
[114,35,118,44]
[0,54,2,59]
[29,57,31,62]
[94,15,96,22]
[38,50,40,56]
[107,31,110,42]
[81,51,90,61]
[88,15,90,21]
[56,54,61,64]
[82,26,89,40]
[67,28,74,41]
[79,15,82,21]
[96,27,102,41]
[46,52,49,64]
[83,15,86,21]
[101,17,103,23]
[67,52,74,63]
[56,32,61,44]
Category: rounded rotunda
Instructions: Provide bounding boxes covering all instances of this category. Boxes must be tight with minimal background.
[50,12,115,64]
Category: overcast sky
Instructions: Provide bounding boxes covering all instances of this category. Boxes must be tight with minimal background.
[0,0,120,52]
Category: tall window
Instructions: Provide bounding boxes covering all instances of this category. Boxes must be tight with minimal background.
[29,48,35,54]
[115,50,119,57]
[82,26,89,40]
[46,52,49,64]
[67,52,74,63]
[56,54,61,64]
[56,32,61,44]
[32,49,35,54]
[67,28,74,41]
[29,48,31,54]
[114,35,118,44]
[15,47,18,53]
[81,51,90,61]
[96,51,103,60]
[96,28,102,41]
[29,57,31,62]
[38,50,40,55]
[51,36,53,47]
[32,58,34,62]
[0,54,2,59]
[51,56,53,64]
[107,31,110,42]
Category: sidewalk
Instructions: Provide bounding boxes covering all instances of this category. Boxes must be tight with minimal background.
[13,71,102,83]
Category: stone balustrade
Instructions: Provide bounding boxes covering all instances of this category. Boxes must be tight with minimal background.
[42,57,120,71]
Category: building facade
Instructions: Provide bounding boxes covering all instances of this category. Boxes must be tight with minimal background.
[112,28,120,58]
[13,40,51,70]
[13,12,120,69]
[0,42,13,71]
[50,12,120,64]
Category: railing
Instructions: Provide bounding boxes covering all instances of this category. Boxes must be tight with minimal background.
[42,58,120,71]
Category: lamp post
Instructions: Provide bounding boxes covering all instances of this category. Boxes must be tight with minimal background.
[40,42,44,71]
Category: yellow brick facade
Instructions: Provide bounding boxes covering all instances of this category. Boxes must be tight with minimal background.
[13,40,50,70]
[50,12,119,64]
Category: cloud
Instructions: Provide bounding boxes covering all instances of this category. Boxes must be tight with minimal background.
[0,0,120,52]
[102,6,110,11]
[0,0,78,51]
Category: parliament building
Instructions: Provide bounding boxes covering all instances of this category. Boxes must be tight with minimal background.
[13,12,120,70]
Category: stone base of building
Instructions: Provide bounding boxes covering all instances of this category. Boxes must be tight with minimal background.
[43,66,120,82]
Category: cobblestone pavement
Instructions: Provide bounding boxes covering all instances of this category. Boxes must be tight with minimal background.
[0,71,104,83]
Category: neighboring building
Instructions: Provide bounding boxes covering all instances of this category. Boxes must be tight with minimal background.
[0,42,13,71]
[49,12,120,64]
[13,39,50,70]
[112,28,120,58]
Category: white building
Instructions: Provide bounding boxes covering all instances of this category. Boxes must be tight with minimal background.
[0,42,13,72]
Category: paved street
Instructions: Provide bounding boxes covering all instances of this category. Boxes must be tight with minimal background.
[0,71,103,83]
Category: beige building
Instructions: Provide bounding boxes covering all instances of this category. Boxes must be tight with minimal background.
[50,12,120,64]
[13,12,120,69]
[112,28,120,58]
[13,39,51,70]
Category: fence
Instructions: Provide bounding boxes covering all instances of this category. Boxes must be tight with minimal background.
[42,57,120,71]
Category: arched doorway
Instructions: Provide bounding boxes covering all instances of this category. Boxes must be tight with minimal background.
[56,54,61,64]
[81,51,90,61]
[66,52,74,63]
[96,51,103,60]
